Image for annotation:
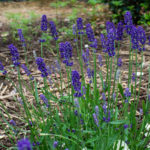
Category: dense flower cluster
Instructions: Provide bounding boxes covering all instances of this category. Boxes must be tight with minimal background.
[8,44,20,66]
[53,141,58,148]
[0,61,7,75]
[36,57,48,77]
[124,11,133,35]
[41,14,47,31]
[86,23,95,42]
[17,138,32,150]
[59,42,73,66]
[100,34,107,52]
[131,26,139,50]
[71,70,82,97]
[18,29,26,46]
[124,88,131,103]
[87,67,94,79]
[49,21,58,40]
[137,26,146,51]
[116,21,124,41]
[76,18,83,34]
[40,94,50,107]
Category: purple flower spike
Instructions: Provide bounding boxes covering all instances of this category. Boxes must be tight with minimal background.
[117,58,122,67]
[132,73,136,82]
[0,61,7,75]
[21,64,31,76]
[9,120,16,126]
[124,88,131,98]
[74,98,80,108]
[72,70,82,97]
[93,113,99,127]
[59,42,73,66]
[116,21,124,41]
[40,94,50,107]
[36,57,48,78]
[18,29,26,47]
[87,67,94,79]
[41,14,47,31]
[102,93,106,101]
[95,106,99,118]
[124,11,133,25]
[123,124,129,129]
[17,138,32,150]
[86,23,95,42]
[8,44,20,66]
[53,141,58,148]
[131,26,139,50]
[90,39,98,49]
[49,21,58,40]
[76,18,84,34]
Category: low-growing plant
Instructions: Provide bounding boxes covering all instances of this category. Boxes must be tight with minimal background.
[5,11,40,42]
[0,11,150,150]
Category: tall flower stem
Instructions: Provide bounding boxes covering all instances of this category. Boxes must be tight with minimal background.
[41,42,43,58]
[128,37,132,87]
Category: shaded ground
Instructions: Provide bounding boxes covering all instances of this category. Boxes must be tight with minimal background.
[0,0,150,149]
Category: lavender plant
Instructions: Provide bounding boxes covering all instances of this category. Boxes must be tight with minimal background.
[1,11,150,150]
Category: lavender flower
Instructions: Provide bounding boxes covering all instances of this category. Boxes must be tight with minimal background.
[74,110,78,116]
[102,102,107,114]
[9,120,16,126]
[116,21,124,41]
[82,50,89,66]
[102,93,106,101]
[124,11,133,35]
[131,26,139,50]
[117,58,122,67]
[72,70,82,97]
[18,29,26,46]
[49,21,58,40]
[148,94,150,101]
[0,61,7,75]
[86,23,95,42]
[74,98,79,108]
[8,44,20,66]
[72,24,77,35]
[53,141,58,148]
[90,39,98,49]
[36,57,48,77]
[59,42,73,66]
[137,26,146,51]
[103,111,111,123]
[41,15,47,31]
[132,73,136,81]
[82,86,86,95]
[148,36,150,45]
[76,18,83,34]
[124,88,131,98]
[123,124,128,129]
[98,54,103,67]
[39,39,46,43]
[46,66,52,75]
[87,67,94,79]
[93,113,99,127]
[17,138,32,150]
[95,106,99,117]
[124,11,133,25]
[106,21,116,40]
[40,94,50,107]
[21,64,31,76]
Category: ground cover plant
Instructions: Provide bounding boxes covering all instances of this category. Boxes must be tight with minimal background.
[0,11,150,150]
